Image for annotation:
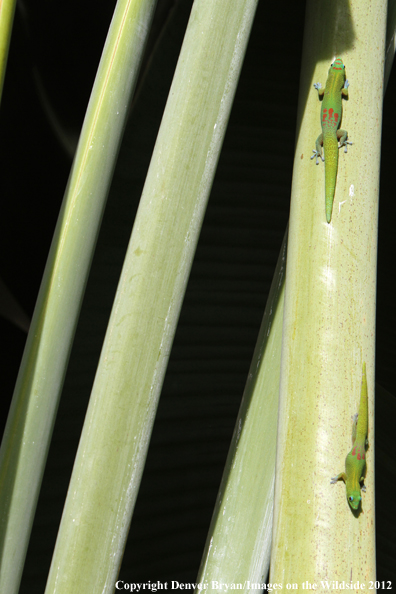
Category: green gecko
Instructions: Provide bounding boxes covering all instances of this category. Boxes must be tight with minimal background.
[311,57,352,223]
[331,362,368,510]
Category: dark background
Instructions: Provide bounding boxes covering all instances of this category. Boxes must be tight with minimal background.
[0,0,395,590]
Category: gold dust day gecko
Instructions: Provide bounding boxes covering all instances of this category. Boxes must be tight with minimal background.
[311,58,352,223]
[331,363,368,510]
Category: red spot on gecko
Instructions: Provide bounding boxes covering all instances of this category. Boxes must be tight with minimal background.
[352,446,357,456]
[322,108,339,125]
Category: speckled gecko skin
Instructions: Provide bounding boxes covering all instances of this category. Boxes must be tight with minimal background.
[311,58,352,223]
[331,362,368,510]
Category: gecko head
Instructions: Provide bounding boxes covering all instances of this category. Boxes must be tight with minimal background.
[330,57,345,70]
[329,57,346,76]
[347,491,362,510]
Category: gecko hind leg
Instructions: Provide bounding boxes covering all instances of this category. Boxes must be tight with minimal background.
[311,133,324,164]
[337,129,352,153]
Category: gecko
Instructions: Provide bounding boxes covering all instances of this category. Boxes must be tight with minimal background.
[331,362,368,510]
[311,57,352,223]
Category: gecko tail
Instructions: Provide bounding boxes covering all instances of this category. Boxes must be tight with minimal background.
[325,191,335,223]
[323,140,338,223]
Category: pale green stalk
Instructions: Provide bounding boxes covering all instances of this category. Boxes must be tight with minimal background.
[44,2,258,592]
[0,0,16,103]
[198,3,392,588]
[0,1,157,592]
[196,232,286,593]
[270,0,385,588]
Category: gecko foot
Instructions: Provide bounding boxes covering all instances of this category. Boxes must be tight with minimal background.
[339,140,352,153]
[311,149,324,165]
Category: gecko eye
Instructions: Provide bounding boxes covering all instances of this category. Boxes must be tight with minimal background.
[348,496,353,502]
